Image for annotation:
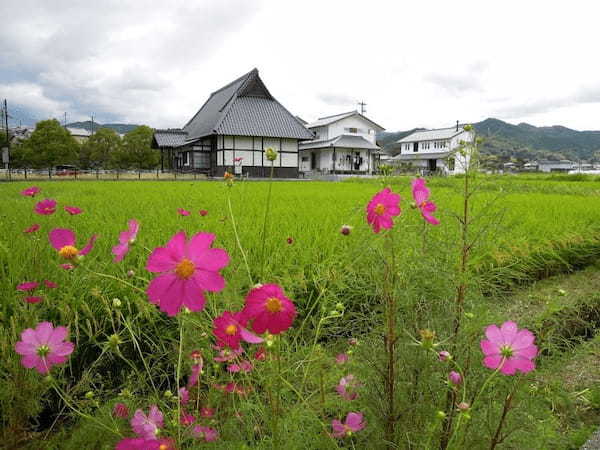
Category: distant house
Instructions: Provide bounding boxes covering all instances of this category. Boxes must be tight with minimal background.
[389,124,474,175]
[298,111,385,175]
[536,160,574,173]
[67,127,92,144]
[152,68,314,177]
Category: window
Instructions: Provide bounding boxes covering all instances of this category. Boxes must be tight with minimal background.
[183,152,189,166]
[349,127,358,133]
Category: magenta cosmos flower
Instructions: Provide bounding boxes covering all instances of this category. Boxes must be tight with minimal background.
[24,223,41,233]
[242,284,297,335]
[480,321,538,375]
[116,437,174,450]
[336,375,362,401]
[146,231,229,316]
[192,425,219,442]
[15,322,75,374]
[131,405,164,440]
[331,412,366,438]
[112,219,140,263]
[49,228,97,263]
[199,209,208,216]
[21,186,41,197]
[213,311,263,349]
[64,206,83,215]
[411,178,440,225]
[366,188,401,233]
[34,198,57,215]
[177,208,190,216]
[113,402,130,418]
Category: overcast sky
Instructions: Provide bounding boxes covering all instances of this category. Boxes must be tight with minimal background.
[1,0,599,131]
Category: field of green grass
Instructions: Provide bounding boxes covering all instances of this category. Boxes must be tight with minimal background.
[1,175,599,449]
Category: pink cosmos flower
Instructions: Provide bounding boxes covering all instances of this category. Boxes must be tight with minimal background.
[213,346,244,362]
[227,360,253,373]
[49,228,97,264]
[60,263,75,270]
[192,425,219,442]
[131,405,164,440]
[112,219,140,263]
[179,387,189,405]
[336,375,362,401]
[242,284,297,335]
[24,223,40,233]
[234,157,243,163]
[34,198,57,215]
[331,412,366,438]
[411,178,440,225]
[335,353,349,364]
[180,411,195,426]
[177,208,190,216]
[113,403,130,418]
[24,296,43,304]
[17,281,39,291]
[188,363,203,388]
[200,407,215,418]
[448,371,462,386]
[366,188,401,233]
[213,311,263,349]
[146,231,229,316]
[64,206,83,215]
[199,209,208,216]
[44,280,58,289]
[14,322,75,374]
[21,186,41,197]
[480,321,538,375]
[116,437,174,450]
[254,347,267,361]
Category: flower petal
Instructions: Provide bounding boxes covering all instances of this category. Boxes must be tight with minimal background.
[49,229,76,250]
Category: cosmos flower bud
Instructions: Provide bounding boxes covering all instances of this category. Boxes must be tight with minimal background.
[85,391,95,399]
[108,334,122,350]
[419,329,436,350]
[448,371,462,386]
[265,147,278,161]
[265,334,275,347]
[340,225,352,235]
[112,298,122,308]
[436,411,446,420]
[464,312,475,319]
[90,287,101,298]
[438,351,451,362]
[457,402,470,411]
[348,338,358,346]
[127,269,135,278]
[164,390,173,399]
[112,402,129,418]
[335,302,345,310]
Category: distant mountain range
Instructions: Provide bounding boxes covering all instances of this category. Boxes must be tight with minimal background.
[378,118,600,161]
[66,121,142,135]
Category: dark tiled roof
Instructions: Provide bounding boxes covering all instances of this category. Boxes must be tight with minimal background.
[153,129,187,148]
[299,134,380,150]
[183,68,313,141]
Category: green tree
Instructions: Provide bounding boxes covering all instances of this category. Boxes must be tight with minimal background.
[121,126,159,176]
[81,128,121,172]
[20,119,79,176]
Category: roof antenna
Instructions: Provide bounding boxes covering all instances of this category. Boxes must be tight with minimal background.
[456,120,459,131]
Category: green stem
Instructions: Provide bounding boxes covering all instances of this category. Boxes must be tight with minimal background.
[260,161,275,281]
[227,190,253,285]
[176,317,184,444]
[120,313,158,395]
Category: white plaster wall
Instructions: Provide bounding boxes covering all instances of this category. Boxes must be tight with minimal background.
[327,116,378,144]
[282,138,298,152]
[235,136,253,150]
[281,153,297,167]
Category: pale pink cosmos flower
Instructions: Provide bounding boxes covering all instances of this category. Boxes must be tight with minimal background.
[49,228,97,264]
[213,311,263,350]
[242,284,297,335]
[24,224,40,233]
[188,363,203,388]
[44,280,58,289]
[113,402,129,418]
[480,321,538,375]
[60,263,75,270]
[213,346,243,362]
[17,281,39,291]
[335,353,349,364]
[192,425,219,442]
[64,206,83,215]
[331,412,366,438]
[366,188,401,233]
[21,186,41,197]
[25,296,43,304]
[179,387,189,405]
[177,208,190,216]
[112,219,140,263]
[411,178,440,225]
[336,375,362,401]
[14,322,75,374]
[34,198,57,215]
[448,371,462,386]
[200,407,215,418]
[146,231,229,316]
[227,360,253,373]
[131,405,164,440]
[199,209,208,216]
[180,411,195,426]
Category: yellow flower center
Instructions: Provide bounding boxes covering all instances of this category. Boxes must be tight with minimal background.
[265,297,283,313]
[374,203,386,215]
[159,445,168,450]
[420,201,427,208]
[225,324,238,335]
[36,344,50,357]
[175,258,195,279]
[59,245,79,259]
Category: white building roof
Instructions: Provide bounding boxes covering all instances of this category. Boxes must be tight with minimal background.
[396,126,466,143]
[392,151,451,161]
[306,111,385,131]
[67,127,92,137]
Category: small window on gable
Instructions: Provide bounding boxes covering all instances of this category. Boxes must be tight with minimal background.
[349,127,358,133]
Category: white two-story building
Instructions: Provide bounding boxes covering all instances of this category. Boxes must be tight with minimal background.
[299,111,385,175]
[390,124,474,175]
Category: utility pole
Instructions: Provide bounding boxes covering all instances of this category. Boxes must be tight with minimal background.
[91,114,94,135]
[2,99,10,176]
[357,101,367,115]
[64,112,67,128]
